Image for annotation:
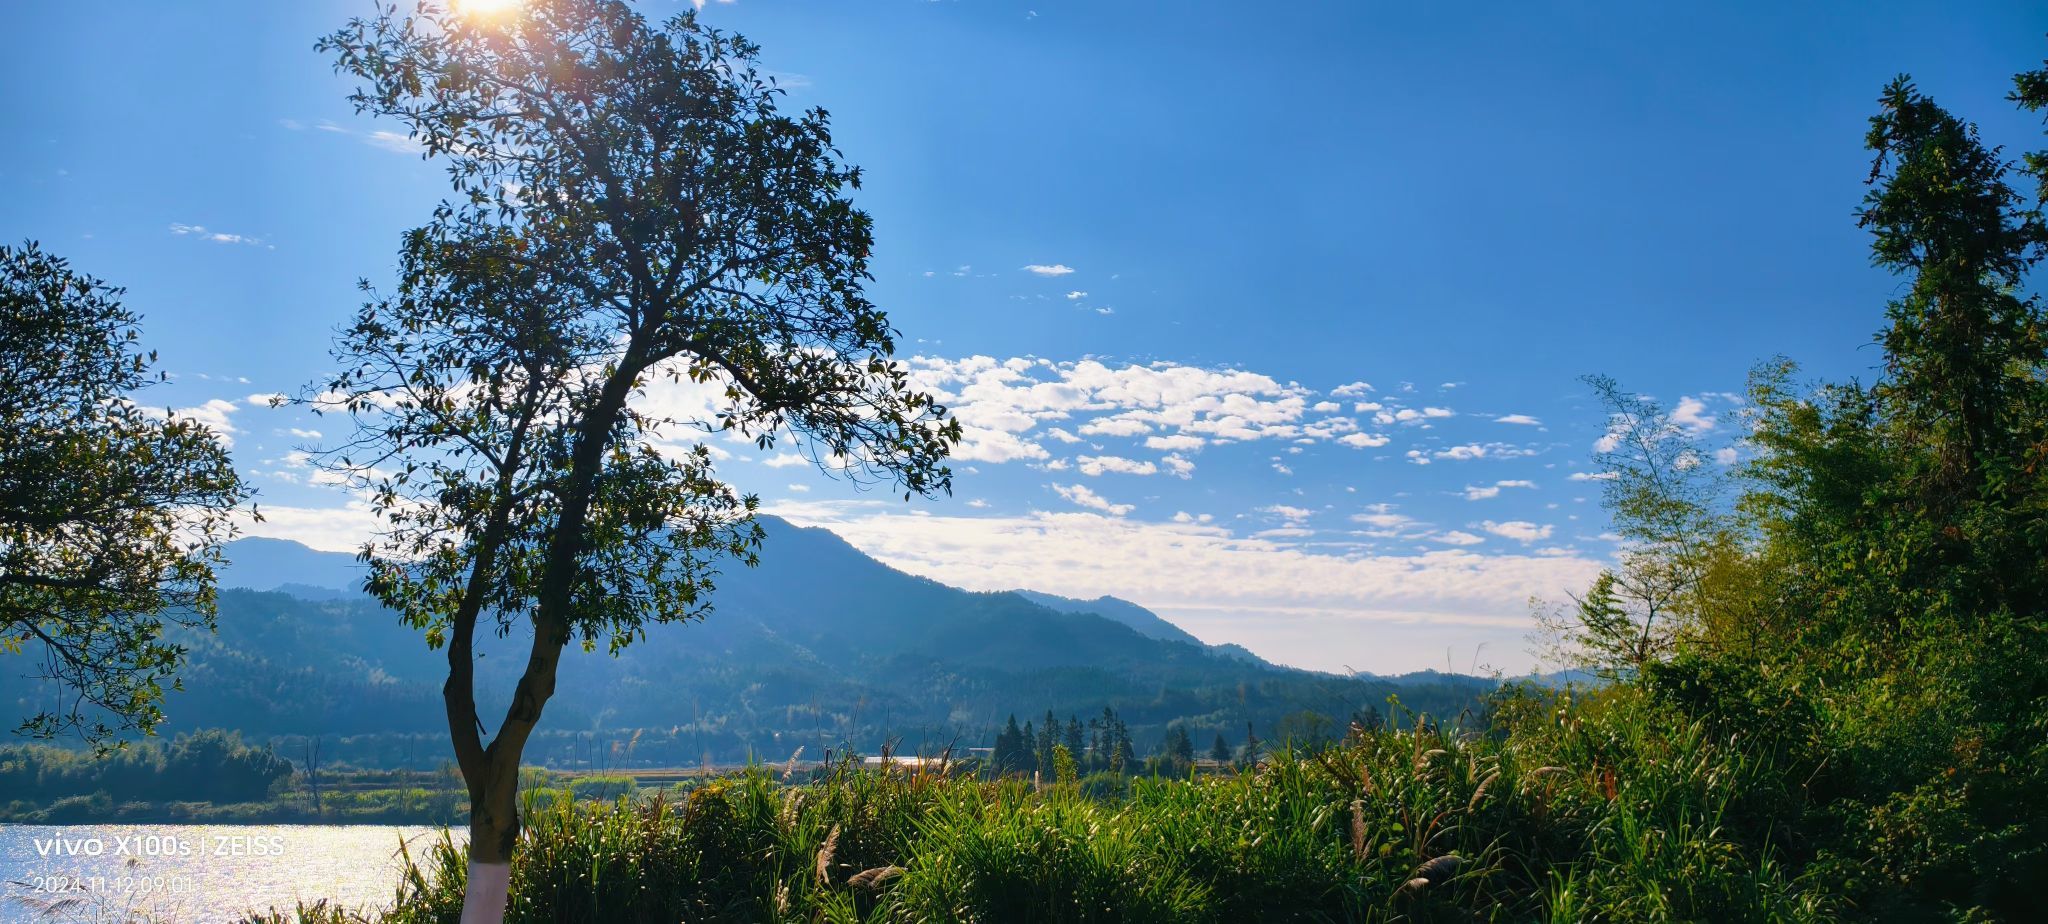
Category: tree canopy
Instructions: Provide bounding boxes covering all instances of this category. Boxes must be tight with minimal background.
[315,1,958,913]
[0,241,248,748]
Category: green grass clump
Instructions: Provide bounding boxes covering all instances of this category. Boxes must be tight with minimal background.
[258,687,1831,923]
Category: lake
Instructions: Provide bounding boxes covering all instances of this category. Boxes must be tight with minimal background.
[0,825,464,924]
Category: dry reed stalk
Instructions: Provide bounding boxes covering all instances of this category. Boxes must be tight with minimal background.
[815,823,840,884]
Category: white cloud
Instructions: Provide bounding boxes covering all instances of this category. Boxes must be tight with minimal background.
[1568,471,1618,482]
[1260,504,1316,525]
[245,392,288,406]
[1494,414,1542,426]
[172,398,240,446]
[1078,416,1153,437]
[233,501,381,553]
[902,355,1351,465]
[1161,453,1195,478]
[1144,434,1205,451]
[1338,432,1391,448]
[768,503,1603,672]
[1714,446,1739,465]
[1672,396,1716,432]
[1076,454,1157,476]
[1463,479,1536,500]
[288,427,322,440]
[1481,520,1554,543]
[1432,530,1485,546]
[365,130,425,155]
[1065,291,1087,300]
[169,223,268,248]
[1432,442,1540,462]
[1023,264,1076,276]
[761,453,807,468]
[1052,483,1133,516]
[1331,382,1373,397]
[1351,507,1421,532]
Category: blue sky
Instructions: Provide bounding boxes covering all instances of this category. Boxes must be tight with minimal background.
[6,1,2045,673]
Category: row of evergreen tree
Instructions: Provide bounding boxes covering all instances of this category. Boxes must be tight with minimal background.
[984,706,1361,778]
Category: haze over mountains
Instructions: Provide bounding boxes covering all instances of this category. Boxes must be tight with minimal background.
[4,517,1502,766]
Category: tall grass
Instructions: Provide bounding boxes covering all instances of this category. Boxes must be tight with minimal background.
[251,685,1831,923]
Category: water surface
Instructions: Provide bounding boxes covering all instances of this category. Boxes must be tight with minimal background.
[0,825,463,924]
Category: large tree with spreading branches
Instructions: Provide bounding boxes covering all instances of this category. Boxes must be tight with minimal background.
[315,2,957,919]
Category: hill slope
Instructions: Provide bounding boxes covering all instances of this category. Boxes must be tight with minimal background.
[0,518,1499,765]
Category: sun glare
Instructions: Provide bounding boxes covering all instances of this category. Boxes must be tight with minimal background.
[452,0,523,18]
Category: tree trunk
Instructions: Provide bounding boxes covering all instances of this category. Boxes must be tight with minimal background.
[450,368,631,924]
[459,764,519,924]
[452,618,571,924]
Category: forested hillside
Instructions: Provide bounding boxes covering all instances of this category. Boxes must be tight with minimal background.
[0,517,1495,767]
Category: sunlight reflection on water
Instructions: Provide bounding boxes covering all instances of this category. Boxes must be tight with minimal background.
[0,825,465,924]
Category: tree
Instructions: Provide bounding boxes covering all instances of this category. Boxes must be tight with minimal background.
[0,242,248,750]
[1209,733,1231,764]
[1162,725,1194,773]
[992,715,1024,777]
[316,4,956,920]
[1036,709,1058,775]
[1538,376,1726,678]
[1859,77,2047,506]
[1676,63,2048,913]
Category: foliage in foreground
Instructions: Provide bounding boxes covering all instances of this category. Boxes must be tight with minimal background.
[0,241,248,748]
[249,693,1827,924]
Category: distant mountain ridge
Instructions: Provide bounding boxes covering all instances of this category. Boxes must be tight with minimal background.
[2,517,1506,765]
[1010,590,1204,646]
[215,536,367,593]
[214,526,1264,667]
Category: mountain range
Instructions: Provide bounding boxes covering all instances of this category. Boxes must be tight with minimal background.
[3,516,1504,767]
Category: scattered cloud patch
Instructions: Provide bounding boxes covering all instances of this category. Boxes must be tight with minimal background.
[1261,504,1316,526]
[1076,454,1157,476]
[1023,263,1076,276]
[169,223,270,249]
[1462,479,1536,501]
[365,130,424,155]
[1053,483,1133,516]
[1144,434,1205,451]
[1481,520,1554,543]
[1672,396,1716,432]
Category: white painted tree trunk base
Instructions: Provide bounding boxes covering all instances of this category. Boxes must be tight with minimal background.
[459,860,512,924]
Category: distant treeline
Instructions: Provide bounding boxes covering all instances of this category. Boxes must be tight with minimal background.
[984,701,1404,780]
[0,729,292,806]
